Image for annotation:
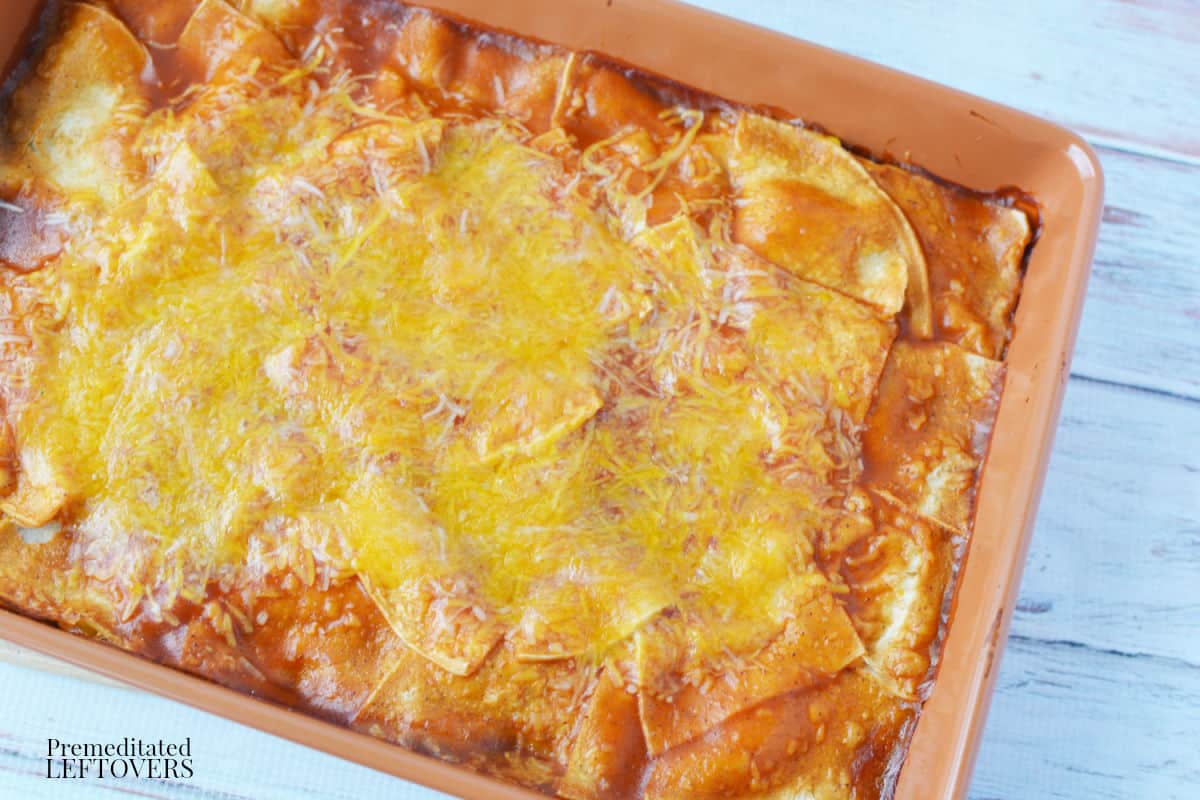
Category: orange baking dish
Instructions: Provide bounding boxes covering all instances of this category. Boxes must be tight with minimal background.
[0,1,1102,799]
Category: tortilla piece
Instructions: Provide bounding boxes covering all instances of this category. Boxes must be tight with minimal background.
[625,220,735,376]
[559,668,647,800]
[383,10,458,89]
[621,220,746,390]
[509,561,669,663]
[107,0,199,44]
[863,340,1004,534]
[1,509,215,653]
[95,137,225,293]
[241,0,320,31]
[631,215,713,298]
[326,118,446,192]
[6,3,150,205]
[161,605,282,698]
[515,587,669,665]
[825,492,954,700]
[551,59,729,227]
[0,477,66,528]
[726,114,927,318]
[146,142,221,231]
[459,366,602,464]
[107,0,199,43]
[177,0,292,84]
[626,223,896,427]
[726,244,898,424]
[643,670,908,800]
[245,451,503,679]
[0,446,70,527]
[863,160,1032,358]
[384,8,561,127]
[360,577,504,678]
[636,593,864,756]
[353,643,589,770]
[558,57,677,145]
[234,576,405,719]
[335,476,504,677]
[448,40,567,133]
[0,406,14,495]
[383,10,558,128]
[0,521,126,639]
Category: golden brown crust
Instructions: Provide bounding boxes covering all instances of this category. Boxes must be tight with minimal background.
[177,0,291,83]
[635,593,865,757]
[8,3,151,204]
[726,115,928,320]
[560,667,647,800]
[862,160,1030,358]
[821,490,957,701]
[863,340,1005,534]
[642,670,911,800]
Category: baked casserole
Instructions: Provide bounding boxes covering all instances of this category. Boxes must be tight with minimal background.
[0,1,1035,798]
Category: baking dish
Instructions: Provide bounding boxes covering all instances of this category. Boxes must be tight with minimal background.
[0,1,1103,798]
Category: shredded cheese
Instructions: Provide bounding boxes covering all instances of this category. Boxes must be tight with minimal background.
[9,25,875,672]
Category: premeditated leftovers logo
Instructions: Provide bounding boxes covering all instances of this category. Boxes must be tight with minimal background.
[46,737,193,780]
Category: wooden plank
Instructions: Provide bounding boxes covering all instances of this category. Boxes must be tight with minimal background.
[1009,377,1200,665]
[688,0,1200,161]
[1072,148,1200,400]
[971,635,1200,800]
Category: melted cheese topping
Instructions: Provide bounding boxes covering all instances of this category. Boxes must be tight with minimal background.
[11,48,854,669]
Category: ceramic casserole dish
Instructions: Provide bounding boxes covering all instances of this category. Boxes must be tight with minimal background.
[0,1,1103,798]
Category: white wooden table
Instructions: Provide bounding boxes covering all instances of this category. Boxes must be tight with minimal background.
[2,1,1197,798]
